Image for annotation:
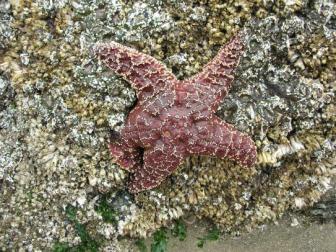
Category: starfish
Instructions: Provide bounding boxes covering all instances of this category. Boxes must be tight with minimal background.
[94,33,257,193]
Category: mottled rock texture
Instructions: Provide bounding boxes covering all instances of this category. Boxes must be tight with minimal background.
[0,0,335,250]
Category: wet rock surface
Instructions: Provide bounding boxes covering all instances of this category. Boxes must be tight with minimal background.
[0,0,335,250]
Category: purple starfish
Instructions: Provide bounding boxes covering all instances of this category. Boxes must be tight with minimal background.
[94,33,257,193]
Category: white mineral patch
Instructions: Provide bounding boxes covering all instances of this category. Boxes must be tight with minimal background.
[294,197,306,209]
[76,194,87,207]
[284,0,297,6]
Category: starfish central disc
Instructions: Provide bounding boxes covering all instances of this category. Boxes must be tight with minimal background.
[94,33,257,193]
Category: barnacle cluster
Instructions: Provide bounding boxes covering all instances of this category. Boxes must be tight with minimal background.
[0,0,335,250]
[290,34,336,84]
[1,1,79,91]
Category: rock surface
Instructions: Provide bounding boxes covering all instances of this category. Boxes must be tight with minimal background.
[0,0,335,250]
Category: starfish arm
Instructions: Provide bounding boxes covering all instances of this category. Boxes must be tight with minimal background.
[188,117,257,167]
[189,33,244,112]
[108,131,140,172]
[94,42,176,100]
[128,145,186,193]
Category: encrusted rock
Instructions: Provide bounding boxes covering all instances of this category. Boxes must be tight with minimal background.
[0,0,335,250]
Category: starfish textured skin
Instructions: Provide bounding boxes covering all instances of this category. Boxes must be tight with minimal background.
[94,34,257,193]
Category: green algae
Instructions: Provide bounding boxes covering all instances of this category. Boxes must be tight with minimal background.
[171,219,187,241]
[95,194,118,225]
[151,228,168,252]
[196,226,220,248]
[52,206,100,252]
[135,238,147,252]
